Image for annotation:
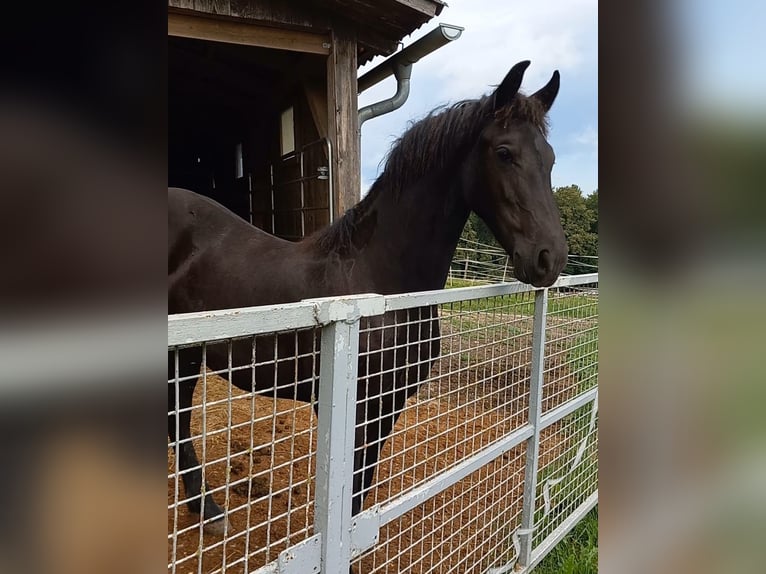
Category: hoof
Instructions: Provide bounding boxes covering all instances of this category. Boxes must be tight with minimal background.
[202,515,230,536]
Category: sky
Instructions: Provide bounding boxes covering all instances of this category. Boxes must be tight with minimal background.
[357,0,598,197]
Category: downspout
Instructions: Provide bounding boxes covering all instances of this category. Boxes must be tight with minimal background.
[354,23,463,203]
[357,23,464,128]
[359,63,412,126]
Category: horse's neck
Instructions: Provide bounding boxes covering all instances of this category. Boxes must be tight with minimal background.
[359,170,470,294]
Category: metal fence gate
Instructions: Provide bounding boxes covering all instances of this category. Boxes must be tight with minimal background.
[168,273,598,573]
[262,138,333,241]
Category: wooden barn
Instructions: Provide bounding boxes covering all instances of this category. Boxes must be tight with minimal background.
[168,0,447,240]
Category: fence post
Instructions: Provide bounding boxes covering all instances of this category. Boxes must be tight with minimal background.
[517,288,548,569]
[311,294,385,574]
[314,317,359,573]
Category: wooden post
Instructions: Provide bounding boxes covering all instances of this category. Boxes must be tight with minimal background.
[327,25,360,219]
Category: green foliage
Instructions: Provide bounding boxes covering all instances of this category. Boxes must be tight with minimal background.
[534,506,598,574]
[584,189,598,235]
[459,213,503,263]
[553,185,598,274]
[461,213,480,245]
[568,327,599,392]
[468,212,499,249]
[553,185,597,256]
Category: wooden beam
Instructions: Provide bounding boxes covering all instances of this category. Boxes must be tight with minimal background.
[168,11,330,55]
[326,25,360,219]
[228,0,329,29]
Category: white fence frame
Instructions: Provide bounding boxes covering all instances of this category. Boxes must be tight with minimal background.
[168,273,598,573]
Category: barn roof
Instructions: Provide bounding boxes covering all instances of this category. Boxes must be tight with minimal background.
[311,0,447,64]
[168,0,446,66]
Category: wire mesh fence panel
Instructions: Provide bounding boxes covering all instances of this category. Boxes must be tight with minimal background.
[166,275,598,574]
[542,281,598,413]
[353,444,527,574]
[351,291,542,573]
[448,237,598,285]
[167,327,320,574]
[532,399,598,549]
[356,292,536,511]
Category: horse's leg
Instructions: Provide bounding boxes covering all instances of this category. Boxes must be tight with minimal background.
[352,313,438,512]
[310,390,403,574]
[308,391,363,574]
[351,392,407,517]
[168,348,227,534]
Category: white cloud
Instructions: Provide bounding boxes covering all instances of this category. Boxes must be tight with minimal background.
[408,0,596,101]
[359,0,598,191]
[359,0,597,100]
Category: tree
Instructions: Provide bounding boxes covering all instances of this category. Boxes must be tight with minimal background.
[584,189,598,235]
[468,213,499,253]
[553,185,597,256]
[460,214,479,245]
[553,185,598,274]
[460,213,502,260]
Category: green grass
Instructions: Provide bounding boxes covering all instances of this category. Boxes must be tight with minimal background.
[533,506,598,574]
[445,277,597,317]
[445,277,493,289]
[567,327,599,392]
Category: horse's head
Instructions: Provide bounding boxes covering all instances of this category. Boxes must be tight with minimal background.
[466,61,568,287]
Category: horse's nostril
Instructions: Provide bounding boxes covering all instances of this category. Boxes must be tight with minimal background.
[537,249,551,273]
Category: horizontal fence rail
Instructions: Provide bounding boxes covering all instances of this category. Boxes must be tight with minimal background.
[168,274,598,573]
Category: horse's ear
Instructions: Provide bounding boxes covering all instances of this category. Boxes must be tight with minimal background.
[531,70,560,112]
[493,60,531,111]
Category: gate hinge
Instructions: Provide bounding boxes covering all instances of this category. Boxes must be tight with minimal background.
[277,534,321,573]
[350,505,381,558]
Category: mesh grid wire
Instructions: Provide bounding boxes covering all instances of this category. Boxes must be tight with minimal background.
[353,291,537,572]
[167,278,598,574]
[542,283,599,413]
[533,281,598,549]
[532,400,598,547]
[167,327,320,574]
[357,292,536,507]
[354,445,527,574]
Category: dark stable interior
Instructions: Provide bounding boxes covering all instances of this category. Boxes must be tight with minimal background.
[168,36,331,240]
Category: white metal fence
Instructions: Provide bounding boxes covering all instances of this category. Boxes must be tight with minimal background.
[449,237,598,284]
[168,273,598,573]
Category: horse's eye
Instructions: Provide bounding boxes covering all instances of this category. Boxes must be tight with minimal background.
[496,147,513,162]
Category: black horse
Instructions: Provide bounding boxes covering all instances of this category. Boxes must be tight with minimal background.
[168,61,567,535]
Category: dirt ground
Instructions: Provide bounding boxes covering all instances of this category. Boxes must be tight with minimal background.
[168,311,594,574]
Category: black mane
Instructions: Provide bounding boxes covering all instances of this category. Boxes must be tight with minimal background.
[376,96,493,197]
[316,92,549,253]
